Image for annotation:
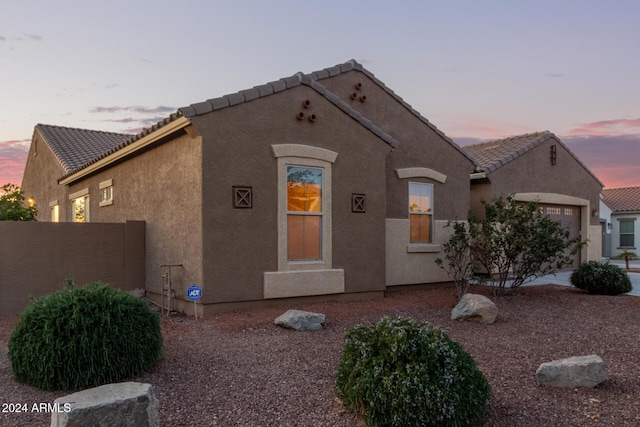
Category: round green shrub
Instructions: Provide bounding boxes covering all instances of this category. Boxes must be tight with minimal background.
[336,316,491,427]
[8,281,162,391]
[570,261,632,295]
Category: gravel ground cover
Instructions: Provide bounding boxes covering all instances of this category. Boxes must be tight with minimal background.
[1,284,640,426]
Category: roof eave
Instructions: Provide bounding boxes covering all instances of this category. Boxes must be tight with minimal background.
[58,116,191,186]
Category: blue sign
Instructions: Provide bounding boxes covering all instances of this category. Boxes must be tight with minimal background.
[187,284,202,301]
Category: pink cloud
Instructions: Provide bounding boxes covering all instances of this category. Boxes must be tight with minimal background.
[562,134,640,188]
[569,118,640,136]
[444,117,532,141]
[0,139,30,185]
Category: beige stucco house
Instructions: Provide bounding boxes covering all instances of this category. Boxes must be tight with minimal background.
[21,60,475,314]
[462,131,604,266]
[602,186,640,258]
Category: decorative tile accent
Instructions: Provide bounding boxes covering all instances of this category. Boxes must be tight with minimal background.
[233,186,252,209]
[352,193,366,213]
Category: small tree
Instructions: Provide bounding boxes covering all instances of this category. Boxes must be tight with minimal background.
[472,196,584,295]
[437,196,585,297]
[0,183,37,221]
[611,249,638,270]
[435,220,475,299]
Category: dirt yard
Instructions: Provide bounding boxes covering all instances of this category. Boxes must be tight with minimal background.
[2,284,640,426]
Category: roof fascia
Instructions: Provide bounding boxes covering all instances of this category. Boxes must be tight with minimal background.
[59,116,190,186]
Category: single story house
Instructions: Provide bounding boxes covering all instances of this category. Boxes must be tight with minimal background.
[21,59,476,314]
[462,131,604,267]
[602,186,640,258]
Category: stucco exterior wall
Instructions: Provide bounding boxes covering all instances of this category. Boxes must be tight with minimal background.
[485,139,601,227]
[20,132,68,221]
[318,71,475,220]
[193,85,391,305]
[470,138,603,261]
[319,70,474,287]
[610,212,640,257]
[63,130,203,309]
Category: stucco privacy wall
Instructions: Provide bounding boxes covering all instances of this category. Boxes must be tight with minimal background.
[63,130,203,314]
[194,84,392,309]
[0,221,144,315]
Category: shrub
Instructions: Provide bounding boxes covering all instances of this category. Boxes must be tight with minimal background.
[8,280,162,391]
[336,316,490,427]
[570,261,632,295]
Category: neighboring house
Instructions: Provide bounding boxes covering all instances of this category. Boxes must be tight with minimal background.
[602,186,640,258]
[462,131,604,267]
[21,59,475,315]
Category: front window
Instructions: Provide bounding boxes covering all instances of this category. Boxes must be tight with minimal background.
[287,166,323,260]
[620,220,635,247]
[409,182,433,243]
[73,196,88,222]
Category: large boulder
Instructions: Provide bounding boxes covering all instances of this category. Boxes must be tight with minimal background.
[536,355,608,388]
[274,309,325,331]
[451,293,498,324]
[51,382,159,427]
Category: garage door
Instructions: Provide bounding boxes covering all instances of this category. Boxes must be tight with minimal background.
[540,203,581,268]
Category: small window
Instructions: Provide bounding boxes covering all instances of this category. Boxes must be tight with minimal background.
[620,220,635,247]
[49,201,59,223]
[72,196,88,222]
[409,182,433,243]
[69,188,89,222]
[99,179,113,207]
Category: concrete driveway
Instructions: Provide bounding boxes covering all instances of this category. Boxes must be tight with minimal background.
[525,259,640,297]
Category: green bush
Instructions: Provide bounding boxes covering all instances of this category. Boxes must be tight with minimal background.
[570,261,632,295]
[8,281,162,391]
[336,316,490,427]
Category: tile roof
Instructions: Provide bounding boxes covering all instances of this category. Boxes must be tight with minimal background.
[178,63,399,150]
[55,59,408,182]
[55,113,183,181]
[463,131,603,185]
[35,124,133,174]
[47,59,480,181]
[602,187,640,212]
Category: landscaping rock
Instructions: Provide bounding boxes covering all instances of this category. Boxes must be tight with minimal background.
[536,354,608,388]
[274,309,325,331]
[451,293,498,324]
[50,382,159,427]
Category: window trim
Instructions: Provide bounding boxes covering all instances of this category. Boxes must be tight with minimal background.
[272,144,337,272]
[99,179,113,207]
[618,218,636,248]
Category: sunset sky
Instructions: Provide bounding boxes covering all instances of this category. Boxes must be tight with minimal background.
[1,1,639,189]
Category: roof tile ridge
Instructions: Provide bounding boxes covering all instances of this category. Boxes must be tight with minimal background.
[36,123,132,137]
[179,73,303,119]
